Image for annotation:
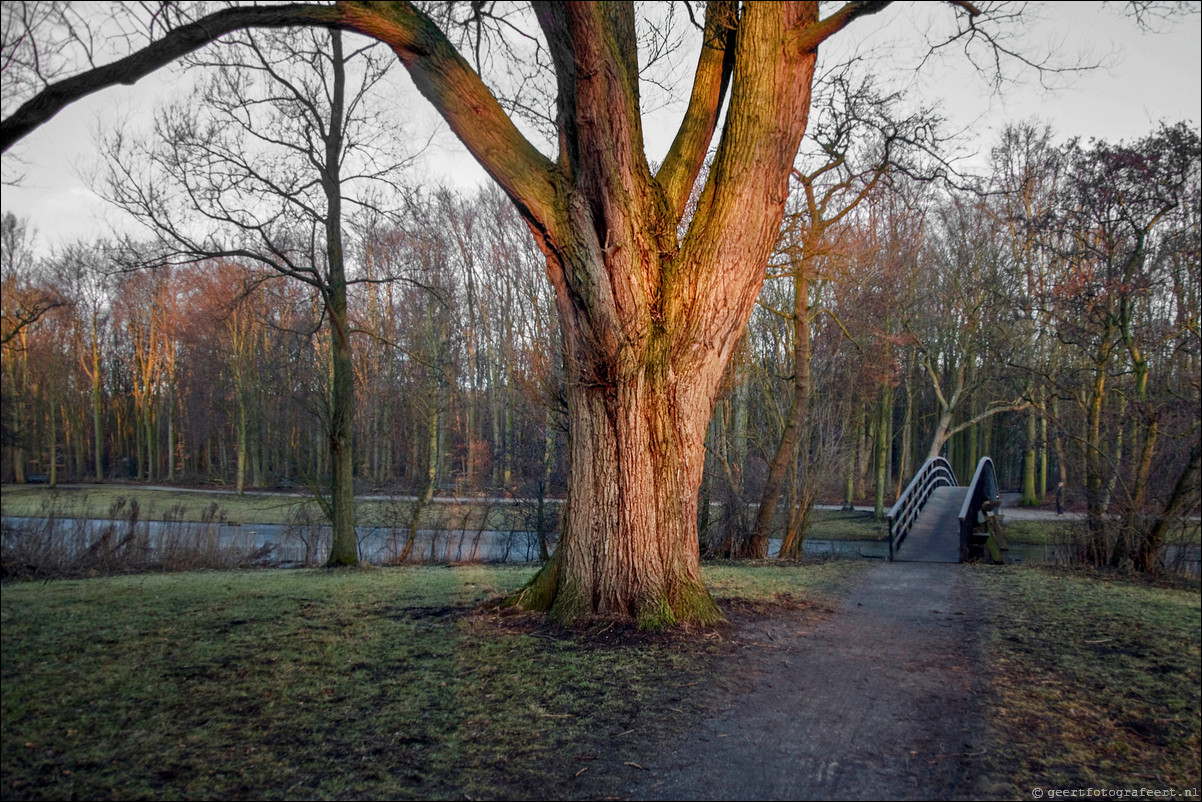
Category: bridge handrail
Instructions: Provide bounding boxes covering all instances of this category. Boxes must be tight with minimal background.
[886,456,957,561]
[958,456,1001,561]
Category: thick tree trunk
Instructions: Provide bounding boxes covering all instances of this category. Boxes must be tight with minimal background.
[332,0,886,626]
[516,357,723,629]
[504,3,829,626]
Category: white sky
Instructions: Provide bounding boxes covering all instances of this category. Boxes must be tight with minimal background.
[2,2,1199,258]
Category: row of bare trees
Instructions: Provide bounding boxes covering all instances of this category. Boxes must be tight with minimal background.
[1,183,561,495]
[703,119,1199,568]
[5,120,1197,577]
[3,19,1198,577]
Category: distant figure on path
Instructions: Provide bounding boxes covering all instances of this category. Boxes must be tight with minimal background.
[1056,482,1065,516]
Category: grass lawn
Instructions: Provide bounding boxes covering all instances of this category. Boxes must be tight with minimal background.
[971,565,1201,797]
[805,507,887,541]
[1,485,322,527]
[1,561,865,801]
[4,560,1198,800]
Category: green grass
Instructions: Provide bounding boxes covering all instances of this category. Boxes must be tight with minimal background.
[996,518,1077,546]
[1,561,861,801]
[4,528,1197,799]
[703,558,868,597]
[1000,516,1202,548]
[970,565,1201,797]
[0,485,539,532]
[804,508,888,541]
[1,485,319,526]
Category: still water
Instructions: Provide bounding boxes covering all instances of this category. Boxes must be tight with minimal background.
[3,516,1197,574]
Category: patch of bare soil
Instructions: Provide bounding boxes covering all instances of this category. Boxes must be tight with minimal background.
[618,562,987,801]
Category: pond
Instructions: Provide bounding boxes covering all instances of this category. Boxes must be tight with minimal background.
[3,516,1197,575]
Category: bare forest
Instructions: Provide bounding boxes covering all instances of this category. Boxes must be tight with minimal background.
[6,115,1198,561]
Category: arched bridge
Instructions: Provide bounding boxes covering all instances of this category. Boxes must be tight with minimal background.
[886,457,1005,563]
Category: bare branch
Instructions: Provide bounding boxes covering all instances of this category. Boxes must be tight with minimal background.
[1,3,341,153]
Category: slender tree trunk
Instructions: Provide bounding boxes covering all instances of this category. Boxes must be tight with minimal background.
[926,399,954,461]
[141,406,153,481]
[1038,393,1048,500]
[1084,359,1111,561]
[843,456,855,511]
[750,270,809,556]
[166,393,175,482]
[897,357,914,498]
[13,333,27,483]
[1052,395,1067,488]
[1021,405,1039,505]
[400,406,440,564]
[47,388,57,488]
[843,400,862,510]
[874,387,892,519]
[235,389,248,495]
[538,425,555,561]
[324,30,358,566]
[90,317,104,481]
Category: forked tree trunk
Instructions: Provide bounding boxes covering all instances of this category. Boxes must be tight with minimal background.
[339,0,886,626]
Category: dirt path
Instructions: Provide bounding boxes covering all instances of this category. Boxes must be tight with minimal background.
[625,562,985,801]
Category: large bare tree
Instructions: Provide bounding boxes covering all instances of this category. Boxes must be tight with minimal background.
[99,25,414,566]
[4,0,1075,626]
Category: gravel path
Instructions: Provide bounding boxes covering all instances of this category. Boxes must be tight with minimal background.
[626,562,986,801]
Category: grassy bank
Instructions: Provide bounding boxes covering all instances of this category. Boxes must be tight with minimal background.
[0,484,888,541]
[1,561,864,801]
[0,485,508,530]
[971,566,1201,797]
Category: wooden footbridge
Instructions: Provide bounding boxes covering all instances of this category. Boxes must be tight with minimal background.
[887,457,1006,563]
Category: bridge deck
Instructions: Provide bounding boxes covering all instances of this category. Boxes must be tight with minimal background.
[894,485,967,563]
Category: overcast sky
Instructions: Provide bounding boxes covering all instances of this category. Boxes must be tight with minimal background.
[3,2,1199,258]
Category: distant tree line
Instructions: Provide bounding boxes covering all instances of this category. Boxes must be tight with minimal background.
[3,120,1198,571]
